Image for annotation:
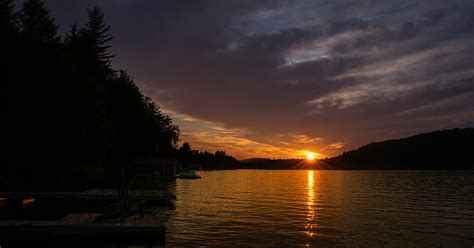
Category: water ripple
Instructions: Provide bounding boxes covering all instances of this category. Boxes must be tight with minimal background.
[164,170,474,247]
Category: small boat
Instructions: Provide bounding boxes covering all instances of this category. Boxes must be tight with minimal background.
[177,171,201,179]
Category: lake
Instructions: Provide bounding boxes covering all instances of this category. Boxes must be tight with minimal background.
[164,170,474,246]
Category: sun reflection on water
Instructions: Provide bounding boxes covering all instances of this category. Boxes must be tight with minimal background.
[305,170,315,240]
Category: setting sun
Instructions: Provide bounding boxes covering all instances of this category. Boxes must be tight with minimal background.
[306,152,317,161]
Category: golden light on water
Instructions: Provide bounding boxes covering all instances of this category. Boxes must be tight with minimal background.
[305,170,316,239]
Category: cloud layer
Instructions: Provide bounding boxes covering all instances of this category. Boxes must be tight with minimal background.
[40,0,474,158]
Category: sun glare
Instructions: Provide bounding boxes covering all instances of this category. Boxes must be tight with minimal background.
[306,152,316,161]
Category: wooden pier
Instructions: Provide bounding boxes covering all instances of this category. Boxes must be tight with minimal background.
[0,219,166,247]
[0,189,174,246]
[0,189,176,201]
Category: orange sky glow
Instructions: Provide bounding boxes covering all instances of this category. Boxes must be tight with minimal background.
[164,107,342,160]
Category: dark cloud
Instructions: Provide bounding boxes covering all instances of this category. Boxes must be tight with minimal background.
[33,0,474,158]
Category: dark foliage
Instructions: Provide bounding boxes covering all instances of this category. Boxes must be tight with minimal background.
[16,0,58,44]
[0,0,15,32]
[3,1,180,190]
[177,143,239,170]
[239,159,306,170]
[81,6,114,75]
[322,128,474,170]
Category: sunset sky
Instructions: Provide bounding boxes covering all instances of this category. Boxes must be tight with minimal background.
[35,0,474,159]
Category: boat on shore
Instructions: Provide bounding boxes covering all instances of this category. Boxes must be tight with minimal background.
[177,171,201,179]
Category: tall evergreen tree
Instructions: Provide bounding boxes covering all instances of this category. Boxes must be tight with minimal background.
[17,0,58,43]
[4,1,186,190]
[82,6,114,74]
[63,22,79,44]
[0,0,16,163]
[0,0,15,32]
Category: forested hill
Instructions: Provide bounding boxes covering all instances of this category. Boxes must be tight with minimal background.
[2,0,240,191]
[321,128,474,170]
[4,1,180,168]
[2,0,183,190]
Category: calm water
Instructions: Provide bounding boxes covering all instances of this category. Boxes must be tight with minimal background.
[164,170,474,247]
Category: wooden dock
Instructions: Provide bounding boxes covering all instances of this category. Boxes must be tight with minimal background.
[61,213,97,224]
[0,189,176,201]
[0,220,166,246]
[0,189,173,246]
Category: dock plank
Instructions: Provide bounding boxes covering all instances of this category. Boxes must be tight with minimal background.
[0,221,166,246]
[61,213,97,224]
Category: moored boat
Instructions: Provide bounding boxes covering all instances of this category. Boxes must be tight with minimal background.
[177,171,201,179]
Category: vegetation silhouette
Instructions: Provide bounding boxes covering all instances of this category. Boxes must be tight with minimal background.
[2,1,471,192]
[321,128,474,170]
[2,0,236,191]
[177,142,239,170]
[205,128,474,170]
[239,158,308,170]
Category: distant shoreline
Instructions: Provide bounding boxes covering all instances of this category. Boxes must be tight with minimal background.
[198,128,474,171]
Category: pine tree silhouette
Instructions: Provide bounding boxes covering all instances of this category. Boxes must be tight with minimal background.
[63,22,79,44]
[17,0,58,43]
[2,0,237,191]
[0,0,15,32]
[82,6,114,74]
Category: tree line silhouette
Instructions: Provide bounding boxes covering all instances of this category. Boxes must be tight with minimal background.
[177,142,239,170]
[2,1,470,191]
[2,0,237,190]
[321,128,474,170]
